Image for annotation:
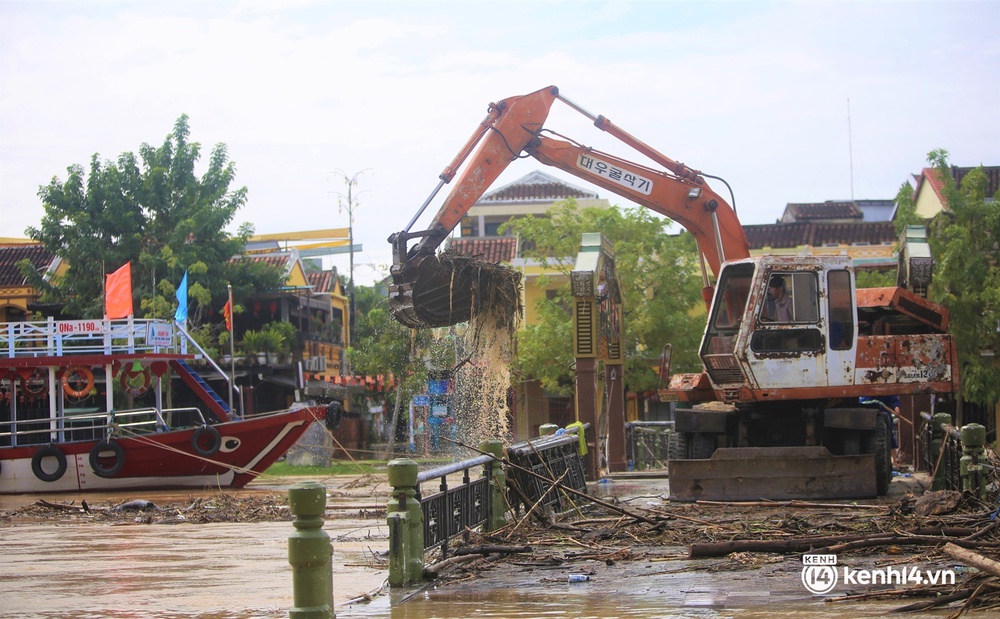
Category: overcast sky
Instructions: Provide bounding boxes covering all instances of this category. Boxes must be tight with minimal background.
[1,1,997,286]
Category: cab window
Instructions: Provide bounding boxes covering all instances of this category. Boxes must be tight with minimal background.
[827,270,854,350]
[759,271,819,323]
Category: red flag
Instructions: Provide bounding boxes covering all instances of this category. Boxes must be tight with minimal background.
[105,263,133,319]
[222,298,233,332]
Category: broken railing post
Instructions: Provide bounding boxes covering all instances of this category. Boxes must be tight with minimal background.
[960,423,987,500]
[288,481,333,619]
[480,440,507,532]
[930,412,952,491]
[387,458,424,586]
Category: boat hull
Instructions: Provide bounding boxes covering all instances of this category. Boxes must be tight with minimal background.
[0,405,325,494]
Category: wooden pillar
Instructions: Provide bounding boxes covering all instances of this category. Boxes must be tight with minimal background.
[575,356,599,480]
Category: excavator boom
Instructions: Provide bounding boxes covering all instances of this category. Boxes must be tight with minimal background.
[388,85,748,328]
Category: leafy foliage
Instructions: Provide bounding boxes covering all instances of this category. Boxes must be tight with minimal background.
[500,200,704,395]
[892,180,925,237]
[241,321,296,362]
[925,149,1000,405]
[855,269,896,289]
[23,115,284,322]
[347,290,431,402]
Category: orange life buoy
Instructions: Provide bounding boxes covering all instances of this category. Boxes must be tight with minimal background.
[119,365,151,397]
[62,366,95,398]
[20,369,48,398]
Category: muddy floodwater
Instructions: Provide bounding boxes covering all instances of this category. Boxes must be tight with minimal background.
[2,519,944,619]
[0,477,955,618]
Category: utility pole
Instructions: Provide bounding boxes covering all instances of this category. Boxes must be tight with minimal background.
[331,169,370,344]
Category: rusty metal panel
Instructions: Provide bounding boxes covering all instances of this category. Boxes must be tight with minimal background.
[658,372,715,403]
[856,287,949,331]
[856,334,956,388]
[667,447,877,501]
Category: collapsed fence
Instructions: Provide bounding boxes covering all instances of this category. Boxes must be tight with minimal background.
[919,411,989,497]
[625,421,673,471]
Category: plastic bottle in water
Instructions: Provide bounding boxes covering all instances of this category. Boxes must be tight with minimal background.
[568,574,590,583]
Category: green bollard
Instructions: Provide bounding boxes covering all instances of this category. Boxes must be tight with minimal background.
[960,423,987,500]
[480,440,508,532]
[387,458,423,586]
[288,481,333,619]
[539,424,559,437]
[931,413,952,491]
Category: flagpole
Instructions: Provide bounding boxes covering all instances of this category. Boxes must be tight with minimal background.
[228,284,235,418]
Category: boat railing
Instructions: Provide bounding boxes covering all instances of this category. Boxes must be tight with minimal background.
[174,323,243,419]
[0,317,184,358]
[0,406,208,447]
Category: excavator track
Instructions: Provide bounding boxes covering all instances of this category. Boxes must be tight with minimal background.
[668,446,878,501]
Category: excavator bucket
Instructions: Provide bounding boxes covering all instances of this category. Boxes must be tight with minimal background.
[388,250,522,330]
[668,446,877,501]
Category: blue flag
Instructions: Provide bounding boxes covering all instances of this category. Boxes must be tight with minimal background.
[174,271,189,322]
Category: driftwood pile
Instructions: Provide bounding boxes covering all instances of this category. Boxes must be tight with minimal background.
[428,481,1000,617]
[1,490,387,525]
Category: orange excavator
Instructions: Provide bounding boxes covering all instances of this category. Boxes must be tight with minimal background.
[388,86,958,500]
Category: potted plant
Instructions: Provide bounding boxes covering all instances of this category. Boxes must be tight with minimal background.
[241,322,294,365]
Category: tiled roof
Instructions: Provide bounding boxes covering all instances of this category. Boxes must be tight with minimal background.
[919,167,948,205]
[918,166,1000,206]
[958,166,1000,196]
[478,171,598,204]
[307,270,338,294]
[781,201,864,223]
[0,244,55,288]
[238,254,292,273]
[744,221,896,250]
[446,237,518,262]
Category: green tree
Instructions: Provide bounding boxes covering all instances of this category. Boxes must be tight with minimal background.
[925,149,1000,407]
[892,180,925,237]
[23,115,284,324]
[347,285,431,453]
[501,200,704,395]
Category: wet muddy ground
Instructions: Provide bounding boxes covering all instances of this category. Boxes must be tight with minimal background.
[1,471,993,618]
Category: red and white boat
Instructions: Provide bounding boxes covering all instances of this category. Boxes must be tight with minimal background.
[0,318,326,493]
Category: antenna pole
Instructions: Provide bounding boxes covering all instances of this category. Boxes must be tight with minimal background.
[847,98,854,201]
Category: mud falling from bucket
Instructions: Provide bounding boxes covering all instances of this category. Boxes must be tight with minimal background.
[447,262,521,449]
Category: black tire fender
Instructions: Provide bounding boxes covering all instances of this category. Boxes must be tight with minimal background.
[31,444,67,482]
[90,439,125,477]
[874,412,892,496]
[192,425,222,457]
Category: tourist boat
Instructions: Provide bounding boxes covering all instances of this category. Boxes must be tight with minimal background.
[0,317,326,494]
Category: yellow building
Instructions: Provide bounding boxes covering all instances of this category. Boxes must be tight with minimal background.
[231,246,350,381]
[912,165,1000,219]
[0,242,62,322]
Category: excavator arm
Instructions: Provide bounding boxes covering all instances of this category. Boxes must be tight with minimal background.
[388,85,750,328]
